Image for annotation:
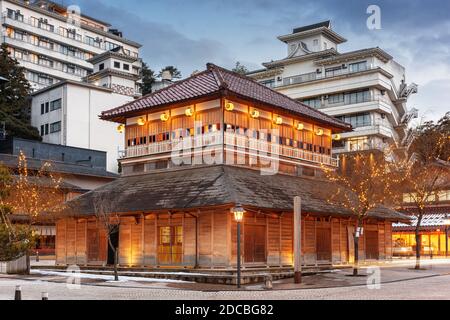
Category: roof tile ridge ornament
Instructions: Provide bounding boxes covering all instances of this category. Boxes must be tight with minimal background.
[207,63,229,90]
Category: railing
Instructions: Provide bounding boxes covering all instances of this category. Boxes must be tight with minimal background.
[120,132,339,167]
[2,13,139,58]
[275,65,377,88]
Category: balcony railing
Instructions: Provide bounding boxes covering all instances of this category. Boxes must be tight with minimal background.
[275,65,377,88]
[120,132,338,167]
[2,13,139,58]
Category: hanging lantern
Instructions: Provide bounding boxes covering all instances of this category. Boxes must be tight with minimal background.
[274,116,283,125]
[225,102,235,111]
[296,123,304,131]
[117,124,125,133]
[316,128,324,136]
[137,117,146,126]
[333,134,341,141]
[160,113,170,122]
[250,109,260,119]
[185,106,194,117]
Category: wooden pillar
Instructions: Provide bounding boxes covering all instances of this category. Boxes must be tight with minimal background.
[294,196,302,284]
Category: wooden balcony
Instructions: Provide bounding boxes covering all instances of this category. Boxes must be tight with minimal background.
[120,132,338,167]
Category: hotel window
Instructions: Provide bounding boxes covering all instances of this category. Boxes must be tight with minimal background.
[346,89,370,105]
[105,41,118,51]
[99,63,105,71]
[39,20,55,33]
[44,124,49,135]
[336,113,371,128]
[7,9,23,22]
[260,79,275,88]
[85,36,96,46]
[302,97,321,109]
[38,57,53,68]
[45,102,49,113]
[40,125,45,136]
[438,190,450,202]
[328,93,345,105]
[30,35,39,46]
[40,104,45,115]
[349,137,369,151]
[39,39,53,50]
[123,64,130,71]
[349,61,368,73]
[325,66,343,77]
[50,99,62,111]
[50,121,61,133]
[114,61,121,69]
[313,39,319,46]
[124,49,131,56]
[14,30,25,41]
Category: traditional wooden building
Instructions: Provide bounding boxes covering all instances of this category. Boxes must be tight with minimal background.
[57,63,408,268]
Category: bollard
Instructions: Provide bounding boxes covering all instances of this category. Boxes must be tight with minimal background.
[36,251,40,263]
[264,274,273,290]
[14,285,22,300]
[42,292,48,300]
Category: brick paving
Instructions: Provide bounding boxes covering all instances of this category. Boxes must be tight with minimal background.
[1,259,450,300]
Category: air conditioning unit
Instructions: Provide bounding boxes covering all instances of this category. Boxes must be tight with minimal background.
[316,68,322,74]
[277,76,282,82]
[342,64,347,69]
[95,37,103,43]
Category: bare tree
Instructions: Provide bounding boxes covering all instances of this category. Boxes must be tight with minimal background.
[322,151,398,275]
[92,191,121,281]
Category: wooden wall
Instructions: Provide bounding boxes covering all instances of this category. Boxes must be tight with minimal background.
[55,212,395,268]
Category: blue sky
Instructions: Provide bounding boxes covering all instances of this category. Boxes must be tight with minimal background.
[70,0,450,121]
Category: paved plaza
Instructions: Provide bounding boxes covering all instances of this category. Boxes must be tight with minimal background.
[1,259,450,300]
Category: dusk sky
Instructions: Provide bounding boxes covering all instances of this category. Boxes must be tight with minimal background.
[70,0,450,122]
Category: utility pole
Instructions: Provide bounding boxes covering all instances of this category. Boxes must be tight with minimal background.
[294,196,302,284]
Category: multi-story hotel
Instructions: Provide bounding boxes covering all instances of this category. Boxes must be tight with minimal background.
[55,64,407,271]
[0,0,142,92]
[248,21,418,154]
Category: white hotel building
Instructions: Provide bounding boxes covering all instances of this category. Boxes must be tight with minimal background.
[248,21,418,154]
[0,0,142,92]
[0,0,143,173]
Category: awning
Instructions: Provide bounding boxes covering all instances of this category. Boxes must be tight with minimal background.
[393,213,450,232]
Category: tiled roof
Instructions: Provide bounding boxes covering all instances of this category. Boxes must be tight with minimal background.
[100,63,351,131]
[393,206,450,231]
[63,165,408,222]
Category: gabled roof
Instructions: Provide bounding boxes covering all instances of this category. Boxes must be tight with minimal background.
[63,165,409,222]
[100,63,351,131]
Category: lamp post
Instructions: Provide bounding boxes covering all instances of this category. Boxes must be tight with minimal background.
[233,205,245,289]
[444,215,450,258]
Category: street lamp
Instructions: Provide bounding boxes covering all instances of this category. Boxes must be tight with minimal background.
[233,205,245,289]
[443,214,450,258]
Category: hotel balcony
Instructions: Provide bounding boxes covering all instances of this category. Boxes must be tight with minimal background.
[2,14,105,55]
[119,132,339,168]
[3,36,93,70]
[14,56,84,82]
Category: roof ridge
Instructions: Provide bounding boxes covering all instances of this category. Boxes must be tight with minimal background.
[207,63,228,89]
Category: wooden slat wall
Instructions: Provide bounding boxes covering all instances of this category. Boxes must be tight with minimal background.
[55,219,66,265]
[131,218,143,266]
[66,219,76,265]
[378,223,386,260]
[143,215,156,266]
[183,215,197,266]
[119,219,132,266]
[99,227,108,263]
[340,220,349,263]
[212,212,228,266]
[385,222,393,259]
[267,216,281,266]
[304,217,316,265]
[331,218,341,263]
[198,212,212,266]
[196,109,221,126]
[76,220,87,265]
[280,213,293,266]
